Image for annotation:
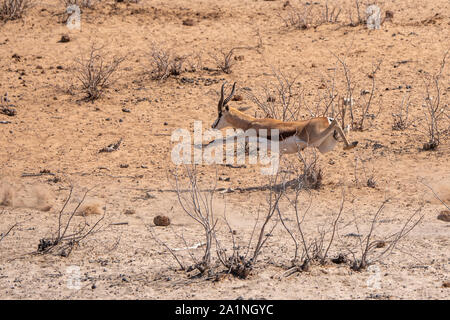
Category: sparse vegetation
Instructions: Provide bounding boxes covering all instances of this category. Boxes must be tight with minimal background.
[148,43,188,81]
[72,45,125,101]
[346,199,424,271]
[149,166,284,279]
[37,187,105,257]
[0,0,448,300]
[59,0,96,9]
[209,48,238,74]
[392,92,413,130]
[0,0,32,22]
[247,68,302,121]
[420,51,449,150]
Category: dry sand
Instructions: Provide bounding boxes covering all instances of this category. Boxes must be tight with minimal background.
[0,0,449,299]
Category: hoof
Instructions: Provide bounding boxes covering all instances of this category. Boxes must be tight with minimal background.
[344,141,358,150]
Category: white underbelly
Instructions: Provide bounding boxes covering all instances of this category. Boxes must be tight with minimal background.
[279,136,307,154]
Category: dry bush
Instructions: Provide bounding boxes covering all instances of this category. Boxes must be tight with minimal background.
[37,187,105,257]
[0,0,32,21]
[277,186,423,276]
[347,0,367,27]
[186,52,203,73]
[72,45,125,101]
[331,48,383,131]
[149,166,284,279]
[209,48,238,74]
[247,68,302,121]
[217,174,284,278]
[278,185,344,277]
[296,149,323,190]
[149,166,219,274]
[148,43,188,81]
[279,1,366,29]
[279,1,383,30]
[345,199,423,271]
[353,154,377,189]
[59,0,96,9]
[420,51,449,151]
[278,1,315,29]
[392,92,414,131]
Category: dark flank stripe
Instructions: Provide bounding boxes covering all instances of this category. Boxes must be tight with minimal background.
[261,129,297,141]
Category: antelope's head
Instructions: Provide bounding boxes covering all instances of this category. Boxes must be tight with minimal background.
[211,82,236,130]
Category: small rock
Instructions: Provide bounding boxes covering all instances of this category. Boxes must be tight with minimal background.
[182,19,195,26]
[232,94,243,101]
[443,281,450,288]
[124,209,135,215]
[122,108,131,113]
[437,210,450,222]
[154,215,170,226]
[59,35,70,43]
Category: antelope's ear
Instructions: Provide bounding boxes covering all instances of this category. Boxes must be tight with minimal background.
[238,106,251,112]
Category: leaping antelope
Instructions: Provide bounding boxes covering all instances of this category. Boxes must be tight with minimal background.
[211,82,358,154]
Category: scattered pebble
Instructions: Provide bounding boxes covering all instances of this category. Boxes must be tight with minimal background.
[59,35,70,43]
[437,210,450,222]
[154,215,170,227]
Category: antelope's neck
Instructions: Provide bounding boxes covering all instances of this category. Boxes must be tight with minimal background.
[226,109,255,131]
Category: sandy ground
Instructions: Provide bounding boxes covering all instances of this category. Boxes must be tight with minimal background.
[0,0,449,299]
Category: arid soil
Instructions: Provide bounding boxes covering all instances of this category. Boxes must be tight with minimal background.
[0,0,449,299]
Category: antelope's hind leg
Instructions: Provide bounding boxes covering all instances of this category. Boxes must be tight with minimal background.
[318,133,338,154]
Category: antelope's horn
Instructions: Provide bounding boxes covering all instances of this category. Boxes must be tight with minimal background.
[223,82,236,106]
[218,83,225,112]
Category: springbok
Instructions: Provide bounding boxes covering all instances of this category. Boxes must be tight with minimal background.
[211,82,358,154]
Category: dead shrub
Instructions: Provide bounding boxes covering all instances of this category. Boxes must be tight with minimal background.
[72,44,125,101]
[279,0,344,29]
[247,68,302,121]
[332,49,383,131]
[392,93,414,131]
[59,0,96,9]
[149,166,284,279]
[0,0,32,21]
[148,43,187,81]
[420,51,449,150]
[209,48,237,74]
[37,187,105,257]
[296,149,323,190]
[346,199,423,271]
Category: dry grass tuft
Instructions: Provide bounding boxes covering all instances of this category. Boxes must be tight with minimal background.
[78,203,102,216]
